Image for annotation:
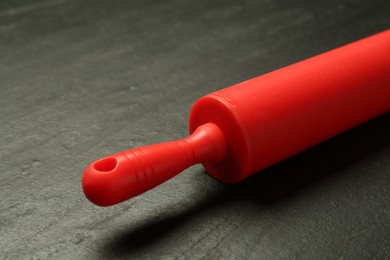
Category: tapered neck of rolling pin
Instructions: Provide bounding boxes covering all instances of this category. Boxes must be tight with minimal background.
[82,123,227,206]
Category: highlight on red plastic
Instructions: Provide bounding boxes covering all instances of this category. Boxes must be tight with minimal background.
[82,123,227,206]
[82,29,390,207]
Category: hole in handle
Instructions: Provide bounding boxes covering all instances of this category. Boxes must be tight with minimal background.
[93,157,118,172]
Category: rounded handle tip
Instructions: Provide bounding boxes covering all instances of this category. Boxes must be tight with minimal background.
[82,154,139,206]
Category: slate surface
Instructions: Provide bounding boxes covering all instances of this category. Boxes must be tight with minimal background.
[0,0,389,259]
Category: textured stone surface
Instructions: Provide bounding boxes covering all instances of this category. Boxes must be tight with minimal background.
[0,0,389,259]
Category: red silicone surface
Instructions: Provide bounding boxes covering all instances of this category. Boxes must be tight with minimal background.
[83,123,226,206]
[190,29,390,183]
[83,29,390,206]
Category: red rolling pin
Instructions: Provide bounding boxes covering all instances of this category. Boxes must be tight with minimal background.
[82,29,390,206]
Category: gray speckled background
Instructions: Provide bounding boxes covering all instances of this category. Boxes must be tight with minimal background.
[0,0,389,259]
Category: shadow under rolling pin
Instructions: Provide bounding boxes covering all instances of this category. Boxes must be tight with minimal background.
[82,29,390,207]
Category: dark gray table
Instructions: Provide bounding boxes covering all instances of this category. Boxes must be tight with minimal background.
[1,0,389,259]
